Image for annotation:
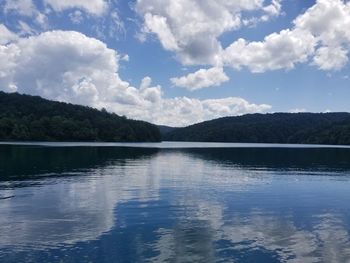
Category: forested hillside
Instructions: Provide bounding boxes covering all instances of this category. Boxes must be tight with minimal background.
[0,92,161,142]
[164,113,350,145]
[158,125,178,136]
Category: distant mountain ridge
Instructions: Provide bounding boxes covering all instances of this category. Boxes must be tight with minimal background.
[0,92,161,142]
[163,113,350,145]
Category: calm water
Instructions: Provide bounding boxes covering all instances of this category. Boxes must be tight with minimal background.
[1,143,350,263]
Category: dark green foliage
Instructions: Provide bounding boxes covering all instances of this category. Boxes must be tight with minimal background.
[158,125,179,136]
[164,113,350,145]
[0,91,161,142]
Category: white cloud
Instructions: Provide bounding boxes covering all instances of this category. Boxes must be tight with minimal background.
[294,0,349,42]
[295,0,350,70]
[121,54,129,62]
[140,96,271,127]
[263,0,282,17]
[171,67,229,91]
[108,10,126,39]
[0,30,145,106]
[44,0,108,16]
[136,0,350,73]
[17,20,38,35]
[143,13,180,52]
[3,0,37,17]
[0,24,18,45]
[136,0,282,65]
[0,30,271,126]
[103,80,271,126]
[244,0,282,27]
[2,0,48,28]
[222,29,316,73]
[313,46,348,70]
[69,10,84,24]
[0,44,20,91]
[289,108,307,113]
[222,0,350,72]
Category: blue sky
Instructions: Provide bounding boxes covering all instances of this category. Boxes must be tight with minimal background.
[0,0,350,126]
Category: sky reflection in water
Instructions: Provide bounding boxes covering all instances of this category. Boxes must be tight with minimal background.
[1,144,350,262]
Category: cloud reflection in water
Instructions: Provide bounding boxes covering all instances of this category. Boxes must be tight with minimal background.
[1,146,350,262]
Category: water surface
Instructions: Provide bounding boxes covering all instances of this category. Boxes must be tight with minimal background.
[1,143,350,262]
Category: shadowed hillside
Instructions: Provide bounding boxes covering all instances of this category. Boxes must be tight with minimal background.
[164,113,350,145]
[0,92,161,142]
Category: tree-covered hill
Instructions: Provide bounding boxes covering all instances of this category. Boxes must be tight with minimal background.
[157,125,179,136]
[0,92,161,142]
[164,113,350,145]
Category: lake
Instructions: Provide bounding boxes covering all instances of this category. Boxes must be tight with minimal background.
[1,142,350,262]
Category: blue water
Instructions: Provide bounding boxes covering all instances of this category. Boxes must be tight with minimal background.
[1,143,350,262]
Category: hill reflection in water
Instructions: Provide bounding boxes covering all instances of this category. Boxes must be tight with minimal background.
[1,144,350,262]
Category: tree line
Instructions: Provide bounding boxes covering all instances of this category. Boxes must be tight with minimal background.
[0,92,161,142]
[164,113,350,145]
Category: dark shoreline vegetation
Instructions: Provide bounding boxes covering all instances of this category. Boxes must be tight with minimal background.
[0,91,161,142]
[164,112,350,145]
[2,91,350,145]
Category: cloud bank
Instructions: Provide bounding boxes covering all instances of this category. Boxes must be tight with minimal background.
[223,0,350,72]
[136,0,282,65]
[137,0,350,88]
[0,29,270,126]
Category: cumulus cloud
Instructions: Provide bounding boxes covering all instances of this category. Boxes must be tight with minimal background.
[263,0,282,17]
[313,46,348,70]
[0,24,18,45]
[0,30,158,107]
[44,0,108,16]
[103,79,271,127]
[222,0,350,72]
[171,67,229,91]
[143,96,271,127]
[136,0,350,73]
[295,0,350,70]
[243,0,282,27]
[136,0,282,65]
[222,28,316,73]
[0,30,270,126]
